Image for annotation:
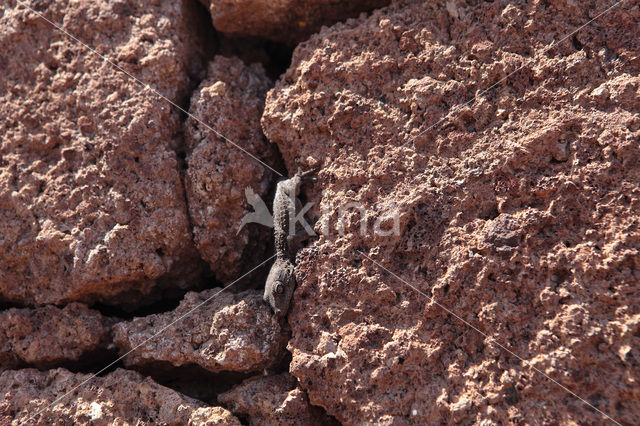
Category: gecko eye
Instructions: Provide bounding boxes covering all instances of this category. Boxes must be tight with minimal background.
[275,282,285,294]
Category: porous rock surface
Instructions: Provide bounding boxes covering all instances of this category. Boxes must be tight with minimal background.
[219,372,334,425]
[185,56,278,282]
[198,0,390,44]
[0,0,204,306]
[113,288,289,373]
[0,368,240,425]
[0,303,115,370]
[263,0,640,424]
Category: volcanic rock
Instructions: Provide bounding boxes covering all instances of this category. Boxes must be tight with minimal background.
[198,0,390,44]
[0,303,115,371]
[219,372,334,425]
[113,288,289,374]
[0,368,240,425]
[185,56,279,283]
[0,0,205,306]
[262,0,640,423]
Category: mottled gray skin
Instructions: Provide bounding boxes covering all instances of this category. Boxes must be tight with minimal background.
[264,170,314,317]
[263,257,296,317]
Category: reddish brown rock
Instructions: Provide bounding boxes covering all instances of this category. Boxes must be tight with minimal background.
[219,372,334,425]
[0,303,115,370]
[113,289,289,374]
[262,0,640,424]
[198,0,390,44]
[0,0,205,306]
[185,56,279,282]
[0,368,240,425]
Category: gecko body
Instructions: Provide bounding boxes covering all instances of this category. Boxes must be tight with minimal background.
[263,170,315,317]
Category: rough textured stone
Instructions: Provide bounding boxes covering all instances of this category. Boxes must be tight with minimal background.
[0,303,115,370]
[0,368,240,425]
[198,0,390,44]
[0,0,205,306]
[219,372,334,425]
[185,56,279,283]
[262,0,640,424]
[113,289,289,374]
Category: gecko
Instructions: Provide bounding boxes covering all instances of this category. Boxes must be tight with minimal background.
[263,169,316,317]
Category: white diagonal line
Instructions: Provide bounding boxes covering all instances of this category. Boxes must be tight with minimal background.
[403,0,624,148]
[14,0,283,177]
[25,253,276,422]
[10,2,283,422]
[357,250,622,426]
[12,0,629,423]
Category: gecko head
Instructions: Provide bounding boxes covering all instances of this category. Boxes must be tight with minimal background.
[264,259,296,317]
